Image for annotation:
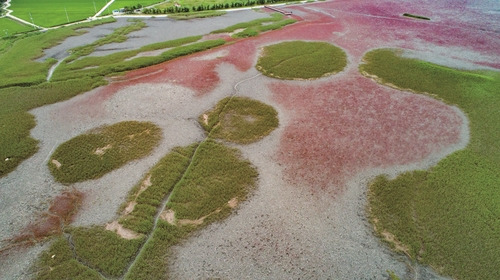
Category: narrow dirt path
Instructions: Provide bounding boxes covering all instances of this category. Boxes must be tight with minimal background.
[2,0,46,30]
[121,71,264,279]
[93,0,115,19]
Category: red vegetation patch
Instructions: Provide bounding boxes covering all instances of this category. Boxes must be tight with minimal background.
[48,190,84,224]
[13,189,83,244]
[272,75,463,190]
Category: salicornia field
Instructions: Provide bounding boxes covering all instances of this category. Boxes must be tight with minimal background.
[362,49,500,280]
[256,41,347,79]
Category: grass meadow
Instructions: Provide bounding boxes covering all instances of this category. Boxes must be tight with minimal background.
[200,96,279,144]
[9,0,107,27]
[256,41,347,79]
[70,226,145,277]
[362,49,500,280]
[48,121,162,184]
[0,18,34,36]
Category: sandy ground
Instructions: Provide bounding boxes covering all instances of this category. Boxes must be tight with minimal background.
[1,1,498,279]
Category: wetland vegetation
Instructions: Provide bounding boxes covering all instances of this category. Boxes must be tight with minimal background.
[362,48,500,280]
[256,41,347,79]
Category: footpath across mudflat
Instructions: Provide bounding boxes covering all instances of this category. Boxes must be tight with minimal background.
[1,1,499,279]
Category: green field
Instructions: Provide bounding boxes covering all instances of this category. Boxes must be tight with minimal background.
[0,18,34,36]
[362,49,500,280]
[10,0,107,27]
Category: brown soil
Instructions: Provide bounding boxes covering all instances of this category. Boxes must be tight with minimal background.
[105,221,142,240]
[94,144,112,156]
[51,159,62,169]
[123,201,137,216]
[160,209,176,225]
[137,175,152,198]
[13,189,83,243]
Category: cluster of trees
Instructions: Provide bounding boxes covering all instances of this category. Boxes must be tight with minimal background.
[142,0,289,14]
[121,4,144,14]
[1,0,6,15]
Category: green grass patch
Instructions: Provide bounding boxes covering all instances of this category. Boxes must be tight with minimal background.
[0,18,115,88]
[256,41,347,79]
[402,13,430,20]
[48,121,162,184]
[126,139,258,279]
[167,10,226,19]
[70,227,144,277]
[362,49,500,280]
[0,77,106,178]
[124,221,192,280]
[0,18,34,36]
[211,12,287,34]
[10,0,107,27]
[52,38,226,81]
[167,139,258,220]
[65,19,146,63]
[62,35,202,71]
[201,96,279,144]
[120,145,197,234]
[217,15,296,38]
[34,237,103,280]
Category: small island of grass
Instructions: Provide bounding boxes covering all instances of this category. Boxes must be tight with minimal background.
[402,13,431,20]
[200,96,279,144]
[48,121,162,184]
[256,41,347,80]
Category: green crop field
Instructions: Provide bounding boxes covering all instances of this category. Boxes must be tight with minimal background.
[10,0,106,27]
[362,49,500,280]
[0,18,34,36]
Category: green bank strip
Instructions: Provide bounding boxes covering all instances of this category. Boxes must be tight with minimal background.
[362,49,500,280]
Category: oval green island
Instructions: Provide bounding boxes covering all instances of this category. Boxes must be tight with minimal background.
[256,41,347,80]
[49,121,162,184]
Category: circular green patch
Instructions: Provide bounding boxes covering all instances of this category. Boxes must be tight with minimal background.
[49,121,162,184]
[256,41,347,80]
[200,97,279,144]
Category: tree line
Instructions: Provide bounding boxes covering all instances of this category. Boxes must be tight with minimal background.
[141,0,289,14]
